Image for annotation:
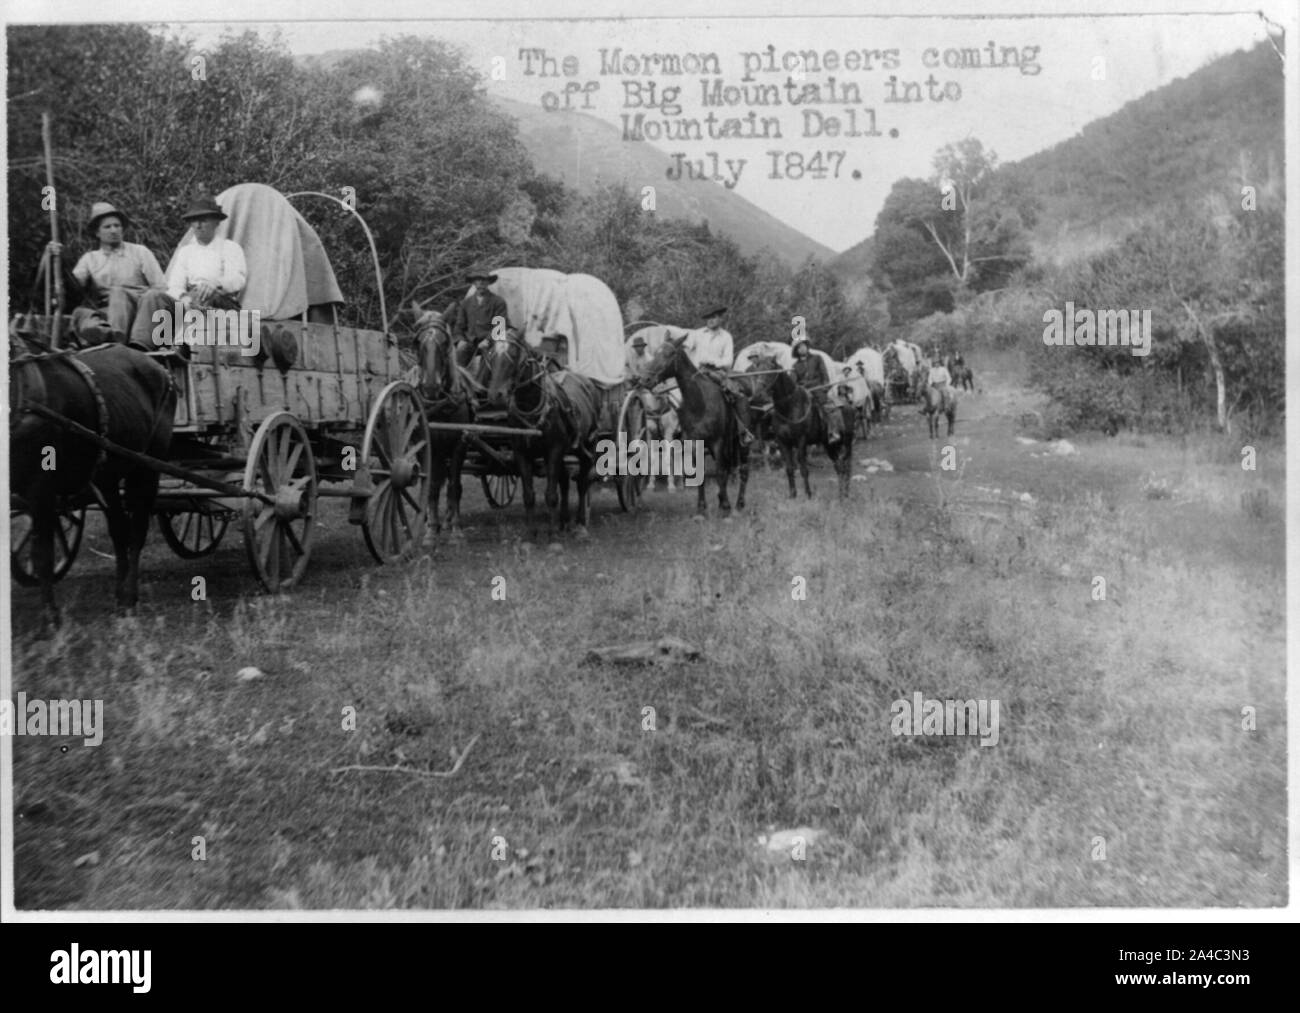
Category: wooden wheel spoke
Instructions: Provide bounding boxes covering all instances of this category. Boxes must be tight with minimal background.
[53,519,72,558]
[399,485,421,515]
[275,428,292,477]
[179,510,197,545]
[281,520,306,558]
[286,441,305,477]
[259,523,279,586]
[397,407,418,447]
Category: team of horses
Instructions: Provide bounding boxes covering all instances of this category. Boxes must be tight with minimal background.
[11,309,968,622]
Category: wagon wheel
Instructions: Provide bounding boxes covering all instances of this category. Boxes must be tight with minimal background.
[481,474,517,508]
[10,503,85,587]
[158,505,232,559]
[242,411,317,592]
[615,390,652,513]
[360,381,432,564]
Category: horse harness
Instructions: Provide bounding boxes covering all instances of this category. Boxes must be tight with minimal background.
[10,345,178,471]
[11,348,112,471]
[416,320,473,416]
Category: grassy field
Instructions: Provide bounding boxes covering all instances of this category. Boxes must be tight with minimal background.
[7,355,1287,909]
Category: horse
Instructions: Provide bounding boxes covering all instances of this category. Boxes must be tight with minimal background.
[921,382,958,439]
[481,331,600,544]
[412,310,472,537]
[642,336,750,516]
[748,354,855,499]
[745,354,813,498]
[945,354,974,392]
[634,381,683,491]
[10,343,176,623]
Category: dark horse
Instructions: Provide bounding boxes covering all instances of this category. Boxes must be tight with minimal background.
[10,342,176,622]
[945,354,974,392]
[482,332,600,543]
[643,337,750,516]
[413,309,472,537]
[748,354,855,499]
[922,383,958,439]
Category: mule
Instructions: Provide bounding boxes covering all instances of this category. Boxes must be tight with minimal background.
[481,331,600,543]
[922,383,958,439]
[10,343,176,623]
[643,337,750,516]
[413,310,472,537]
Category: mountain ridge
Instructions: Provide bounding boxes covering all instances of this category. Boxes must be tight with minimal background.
[489,95,836,268]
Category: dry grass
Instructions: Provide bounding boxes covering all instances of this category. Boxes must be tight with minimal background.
[8,381,1286,910]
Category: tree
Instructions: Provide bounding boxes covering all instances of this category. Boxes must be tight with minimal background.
[869,138,1035,323]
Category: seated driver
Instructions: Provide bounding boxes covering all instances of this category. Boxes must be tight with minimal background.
[166,195,246,310]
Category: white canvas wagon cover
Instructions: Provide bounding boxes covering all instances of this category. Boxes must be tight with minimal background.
[733,340,794,372]
[167,183,346,321]
[810,349,869,408]
[845,346,885,385]
[485,268,625,385]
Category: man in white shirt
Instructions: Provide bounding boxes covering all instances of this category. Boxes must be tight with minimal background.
[683,306,752,446]
[683,307,734,369]
[62,201,173,347]
[167,196,247,310]
[924,359,955,415]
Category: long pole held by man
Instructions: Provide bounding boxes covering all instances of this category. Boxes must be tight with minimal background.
[42,111,65,348]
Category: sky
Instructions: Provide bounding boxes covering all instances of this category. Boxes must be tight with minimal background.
[7,2,1281,252]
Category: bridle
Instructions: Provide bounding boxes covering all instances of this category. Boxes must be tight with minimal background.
[415,317,467,414]
[755,356,813,426]
[484,331,554,429]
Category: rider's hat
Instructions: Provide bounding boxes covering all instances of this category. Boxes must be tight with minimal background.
[701,305,727,320]
[181,195,228,221]
[791,337,810,353]
[467,265,499,283]
[631,334,647,348]
[86,201,129,233]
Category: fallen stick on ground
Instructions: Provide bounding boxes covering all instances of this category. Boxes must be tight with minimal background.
[583,636,702,666]
[329,733,482,778]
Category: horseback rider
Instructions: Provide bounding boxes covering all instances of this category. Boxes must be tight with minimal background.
[924,357,955,414]
[682,306,754,446]
[791,338,843,445]
[448,266,512,372]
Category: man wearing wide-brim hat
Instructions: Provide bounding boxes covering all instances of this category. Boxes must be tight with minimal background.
[447,265,511,372]
[62,201,172,347]
[682,305,754,446]
[166,195,247,310]
[624,332,653,382]
[791,336,843,445]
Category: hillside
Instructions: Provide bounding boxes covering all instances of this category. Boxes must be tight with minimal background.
[1015,42,1284,263]
[491,96,835,268]
[826,234,873,283]
[829,40,1284,274]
